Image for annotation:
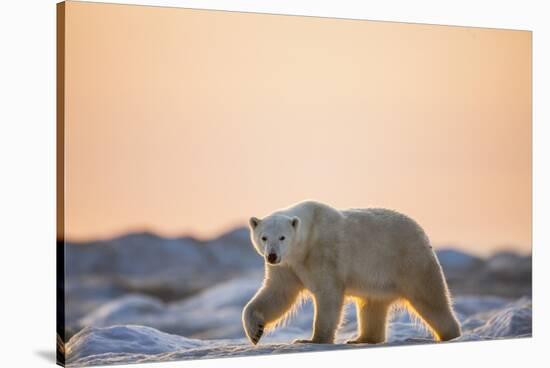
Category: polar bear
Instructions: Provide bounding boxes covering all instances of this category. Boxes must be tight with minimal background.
[242,200,461,345]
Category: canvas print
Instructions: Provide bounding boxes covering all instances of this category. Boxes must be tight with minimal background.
[56,1,532,366]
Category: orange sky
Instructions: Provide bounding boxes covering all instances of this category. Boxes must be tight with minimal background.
[63,1,531,255]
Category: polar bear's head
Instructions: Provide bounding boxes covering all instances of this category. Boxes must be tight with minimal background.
[248,215,300,265]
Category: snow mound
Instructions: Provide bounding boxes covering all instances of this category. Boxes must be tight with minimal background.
[66,325,203,365]
[79,295,165,328]
[459,297,532,340]
[76,275,263,338]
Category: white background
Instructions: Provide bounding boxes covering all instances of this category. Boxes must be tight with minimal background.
[0,1,548,367]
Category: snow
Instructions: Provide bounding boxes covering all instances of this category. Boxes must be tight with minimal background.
[65,325,204,366]
[76,275,263,338]
[61,229,532,366]
[65,296,531,367]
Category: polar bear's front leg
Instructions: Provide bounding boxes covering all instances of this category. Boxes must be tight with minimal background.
[243,265,303,345]
[295,288,345,344]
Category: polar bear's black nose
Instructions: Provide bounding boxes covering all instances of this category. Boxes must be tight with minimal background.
[267,253,278,264]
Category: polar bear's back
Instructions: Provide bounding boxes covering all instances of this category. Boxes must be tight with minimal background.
[272,201,444,299]
[277,201,430,245]
[279,201,433,254]
[340,206,434,256]
[342,207,429,244]
[337,207,442,297]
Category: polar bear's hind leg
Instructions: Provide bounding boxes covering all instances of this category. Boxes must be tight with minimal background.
[347,298,393,344]
[405,296,461,341]
[403,267,462,341]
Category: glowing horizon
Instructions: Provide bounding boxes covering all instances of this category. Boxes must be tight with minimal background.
[62,2,532,256]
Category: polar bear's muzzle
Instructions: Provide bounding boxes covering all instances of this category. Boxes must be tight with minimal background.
[266,252,280,265]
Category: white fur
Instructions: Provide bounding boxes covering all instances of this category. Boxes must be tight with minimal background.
[242,201,461,345]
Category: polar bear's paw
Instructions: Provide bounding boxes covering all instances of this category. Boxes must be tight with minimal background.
[249,323,264,345]
[245,320,264,345]
[243,307,265,345]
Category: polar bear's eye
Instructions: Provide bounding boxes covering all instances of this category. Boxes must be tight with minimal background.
[279,236,285,241]
[261,236,267,242]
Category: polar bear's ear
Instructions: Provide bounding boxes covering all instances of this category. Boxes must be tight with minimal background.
[290,217,300,230]
[249,217,261,229]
